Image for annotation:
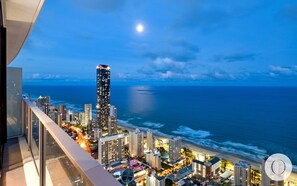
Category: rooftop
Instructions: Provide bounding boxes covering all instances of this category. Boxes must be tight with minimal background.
[100,133,125,142]
[193,157,221,166]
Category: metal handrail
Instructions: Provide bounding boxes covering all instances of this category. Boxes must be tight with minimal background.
[23,98,121,186]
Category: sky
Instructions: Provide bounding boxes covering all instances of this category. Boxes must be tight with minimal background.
[10,0,297,86]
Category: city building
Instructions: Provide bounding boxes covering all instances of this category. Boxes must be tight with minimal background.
[108,105,118,135]
[166,165,193,184]
[146,130,154,150]
[58,104,67,121]
[129,128,144,157]
[37,95,50,107]
[79,112,85,125]
[96,65,111,131]
[44,103,49,115]
[98,133,125,165]
[146,172,165,186]
[145,150,162,170]
[57,113,62,127]
[193,157,221,179]
[261,157,286,186]
[84,104,92,126]
[66,110,74,122]
[234,161,251,186]
[94,128,102,140]
[169,137,182,163]
[87,119,95,132]
[51,107,59,124]
[261,157,271,186]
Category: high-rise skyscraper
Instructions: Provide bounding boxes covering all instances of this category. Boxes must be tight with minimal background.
[37,95,50,107]
[44,103,49,116]
[146,130,154,150]
[57,114,62,127]
[169,137,182,163]
[108,105,117,135]
[53,108,59,124]
[79,112,85,125]
[129,128,144,157]
[84,104,92,126]
[66,110,74,122]
[94,128,102,141]
[58,104,67,121]
[234,161,251,186]
[96,65,111,131]
[98,133,125,165]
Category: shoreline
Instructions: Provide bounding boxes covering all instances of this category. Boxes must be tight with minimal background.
[118,123,261,167]
[117,122,297,177]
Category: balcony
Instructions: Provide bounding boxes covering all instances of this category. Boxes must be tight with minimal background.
[0,1,121,185]
[1,97,121,186]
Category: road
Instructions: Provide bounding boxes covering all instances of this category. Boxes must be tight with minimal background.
[69,126,91,154]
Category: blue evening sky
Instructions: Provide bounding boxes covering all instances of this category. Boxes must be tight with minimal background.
[10,0,297,86]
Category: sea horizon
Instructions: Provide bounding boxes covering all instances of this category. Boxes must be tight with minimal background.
[23,85,297,166]
[23,82,297,87]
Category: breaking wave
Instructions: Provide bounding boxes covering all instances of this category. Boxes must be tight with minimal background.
[171,126,267,162]
[172,125,211,139]
[143,121,164,129]
[118,119,173,138]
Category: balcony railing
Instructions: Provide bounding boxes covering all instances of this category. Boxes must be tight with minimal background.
[21,98,121,186]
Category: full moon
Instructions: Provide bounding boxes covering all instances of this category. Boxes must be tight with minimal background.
[136,24,144,33]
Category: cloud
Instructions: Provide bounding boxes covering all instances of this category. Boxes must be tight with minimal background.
[214,53,258,62]
[142,51,197,62]
[137,38,249,81]
[141,40,199,62]
[72,0,126,12]
[171,0,265,32]
[139,58,190,77]
[171,40,200,53]
[137,57,247,81]
[138,57,199,80]
[269,65,297,76]
[144,57,187,73]
[116,73,132,80]
[202,70,237,80]
[27,73,65,80]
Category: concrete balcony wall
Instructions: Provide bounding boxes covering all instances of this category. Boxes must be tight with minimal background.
[7,67,22,137]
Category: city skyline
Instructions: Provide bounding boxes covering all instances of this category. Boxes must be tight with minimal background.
[19,65,295,185]
[2,1,296,185]
[8,0,297,86]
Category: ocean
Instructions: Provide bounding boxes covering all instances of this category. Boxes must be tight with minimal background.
[23,85,297,165]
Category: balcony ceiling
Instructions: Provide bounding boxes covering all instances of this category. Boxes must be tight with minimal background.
[1,0,45,65]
